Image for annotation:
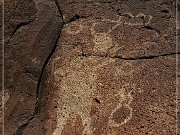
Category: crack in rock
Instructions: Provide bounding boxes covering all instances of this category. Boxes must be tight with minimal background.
[13,0,64,134]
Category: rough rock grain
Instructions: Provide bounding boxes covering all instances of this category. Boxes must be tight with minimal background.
[3,0,63,134]
[2,0,179,135]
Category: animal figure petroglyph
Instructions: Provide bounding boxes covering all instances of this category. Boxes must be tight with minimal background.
[53,13,150,135]
[53,57,135,135]
[53,57,115,135]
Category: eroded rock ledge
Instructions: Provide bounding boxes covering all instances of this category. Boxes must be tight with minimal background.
[3,0,179,135]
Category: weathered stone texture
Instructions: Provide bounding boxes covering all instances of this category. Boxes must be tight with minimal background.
[2,0,179,135]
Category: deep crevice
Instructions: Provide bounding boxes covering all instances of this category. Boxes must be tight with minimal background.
[54,0,64,21]
[15,1,65,135]
[35,0,64,101]
[35,0,64,116]
[12,21,32,35]
[35,28,64,100]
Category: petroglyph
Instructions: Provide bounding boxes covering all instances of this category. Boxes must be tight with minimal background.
[93,33,113,56]
[122,12,153,26]
[114,62,135,76]
[108,84,134,127]
[90,21,116,56]
[65,21,84,35]
[90,13,153,56]
[53,12,150,135]
[53,56,115,135]
[53,55,135,135]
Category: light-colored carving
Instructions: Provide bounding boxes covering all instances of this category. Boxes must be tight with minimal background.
[108,84,134,128]
[93,33,113,56]
[53,57,115,135]
[53,13,151,134]
[65,21,84,35]
[114,62,134,76]
[90,13,153,56]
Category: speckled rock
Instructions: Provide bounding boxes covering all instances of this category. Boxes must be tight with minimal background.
[38,17,177,134]
[2,0,179,135]
[3,0,63,134]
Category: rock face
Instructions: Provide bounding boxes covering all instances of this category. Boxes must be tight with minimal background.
[2,0,179,135]
[3,0,63,134]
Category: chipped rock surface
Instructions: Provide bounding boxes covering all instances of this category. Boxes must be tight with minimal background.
[2,0,179,135]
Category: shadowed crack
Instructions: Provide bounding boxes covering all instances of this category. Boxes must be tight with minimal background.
[6,20,35,45]
[143,25,160,35]
[65,14,93,24]
[14,116,34,135]
[35,24,64,100]
[112,52,180,60]
[78,52,179,60]
[14,1,65,135]
[14,123,28,135]
[35,0,64,101]
[55,0,64,18]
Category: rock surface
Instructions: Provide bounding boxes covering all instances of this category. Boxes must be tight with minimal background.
[2,0,179,135]
[3,0,63,134]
